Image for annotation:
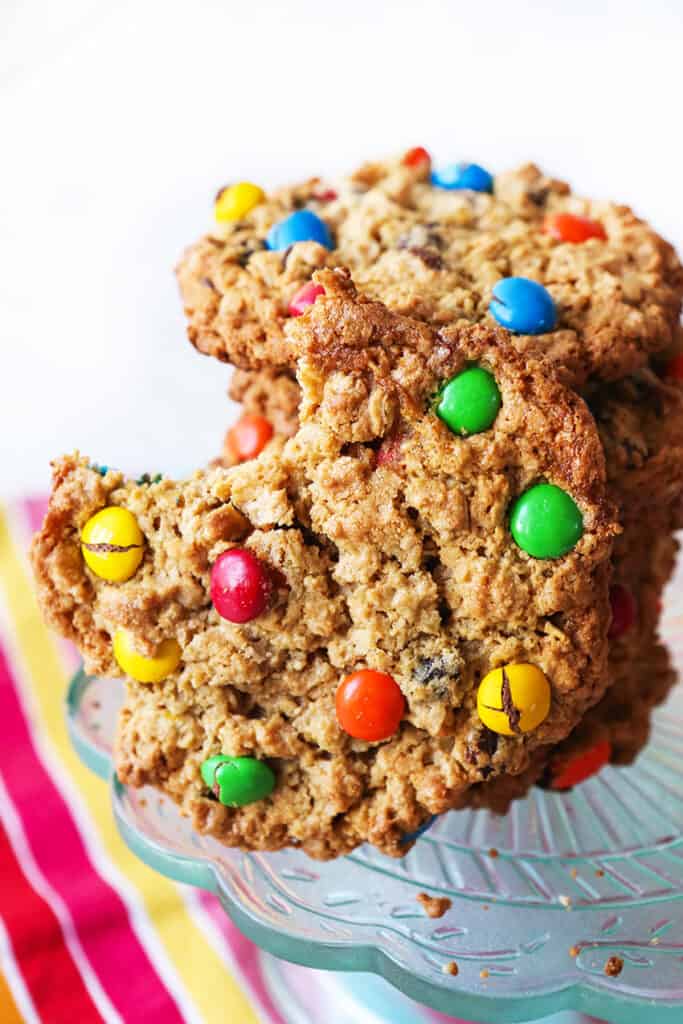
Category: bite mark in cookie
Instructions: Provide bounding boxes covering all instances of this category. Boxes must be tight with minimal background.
[32,275,616,858]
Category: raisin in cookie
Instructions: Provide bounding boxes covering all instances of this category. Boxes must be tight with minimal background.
[177,152,683,386]
[32,275,616,858]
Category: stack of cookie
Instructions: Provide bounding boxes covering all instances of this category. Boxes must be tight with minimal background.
[32,151,683,859]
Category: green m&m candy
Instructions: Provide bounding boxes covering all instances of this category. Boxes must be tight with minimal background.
[510,483,583,559]
[201,755,275,807]
[436,366,501,436]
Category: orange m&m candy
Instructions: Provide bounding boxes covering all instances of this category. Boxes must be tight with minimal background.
[225,415,273,463]
[551,739,611,791]
[336,669,405,742]
[403,146,431,168]
[543,212,607,244]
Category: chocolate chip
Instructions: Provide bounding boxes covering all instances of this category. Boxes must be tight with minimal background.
[413,654,460,686]
[528,187,549,207]
[236,239,266,267]
[281,244,294,269]
[397,226,444,252]
[478,727,499,758]
[201,276,217,291]
[407,246,444,270]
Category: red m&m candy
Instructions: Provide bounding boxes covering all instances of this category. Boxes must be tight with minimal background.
[543,212,607,243]
[608,584,637,639]
[313,188,338,202]
[403,146,431,168]
[551,739,612,791]
[288,282,324,317]
[665,354,683,380]
[211,549,272,623]
[375,437,402,469]
[336,669,405,742]
[225,414,273,462]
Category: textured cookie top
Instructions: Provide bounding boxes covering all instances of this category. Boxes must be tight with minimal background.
[177,153,683,386]
[587,367,683,523]
[33,277,615,858]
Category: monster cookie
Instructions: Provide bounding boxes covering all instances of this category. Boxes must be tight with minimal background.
[460,512,680,813]
[32,275,616,859]
[210,269,683,815]
[461,635,676,814]
[177,150,683,386]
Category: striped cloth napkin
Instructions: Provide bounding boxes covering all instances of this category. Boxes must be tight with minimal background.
[0,497,293,1024]
[0,497,607,1024]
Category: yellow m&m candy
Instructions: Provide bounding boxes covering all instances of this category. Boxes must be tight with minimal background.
[81,507,144,582]
[477,663,550,736]
[214,182,264,222]
[113,629,181,683]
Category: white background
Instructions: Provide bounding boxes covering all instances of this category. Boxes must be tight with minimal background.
[2,0,682,497]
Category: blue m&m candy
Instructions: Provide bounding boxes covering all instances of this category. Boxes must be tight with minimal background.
[401,815,437,845]
[266,209,332,251]
[489,277,557,335]
[431,162,493,193]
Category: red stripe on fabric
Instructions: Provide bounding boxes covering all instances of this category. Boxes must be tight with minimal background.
[0,643,186,1024]
[0,822,103,1023]
[198,892,286,1024]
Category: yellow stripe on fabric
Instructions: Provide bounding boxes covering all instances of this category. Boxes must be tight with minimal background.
[0,508,259,1024]
[0,969,24,1024]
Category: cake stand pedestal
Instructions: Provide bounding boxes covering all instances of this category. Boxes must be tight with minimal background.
[67,660,683,1023]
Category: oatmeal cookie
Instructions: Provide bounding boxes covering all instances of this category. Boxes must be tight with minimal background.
[177,152,683,387]
[32,274,616,858]
[459,517,678,815]
[463,635,676,814]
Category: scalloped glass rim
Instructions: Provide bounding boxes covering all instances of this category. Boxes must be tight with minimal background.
[67,666,683,1023]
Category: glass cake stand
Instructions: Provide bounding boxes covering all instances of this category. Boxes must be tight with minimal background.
[67,618,683,1024]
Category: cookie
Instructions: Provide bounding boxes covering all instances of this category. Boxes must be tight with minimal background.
[588,368,683,524]
[32,276,616,858]
[177,152,683,387]
[214,274,683,819]
[463,498,679,813]
[462,634,676,814]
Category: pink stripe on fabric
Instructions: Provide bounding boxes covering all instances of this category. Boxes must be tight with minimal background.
[22,498,79,671]
[22,497,48,537]
[423,1010,475,1023]
[0,642,187,1024]
[198,892,286,1024]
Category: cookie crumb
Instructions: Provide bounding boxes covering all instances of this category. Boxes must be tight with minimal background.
[559,895,572,909]
[604,956,623,977]
[569,867,578,879]
[569,945,580,958]
[483,904,490,911]
[417,893,452,918]
[442,961,459,976]
[480,969,490,979]
[488,847,499,859]
[595,869,605,878]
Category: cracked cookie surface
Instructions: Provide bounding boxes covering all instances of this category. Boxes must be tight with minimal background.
[32,273,615,858]
[177,153,683,387]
